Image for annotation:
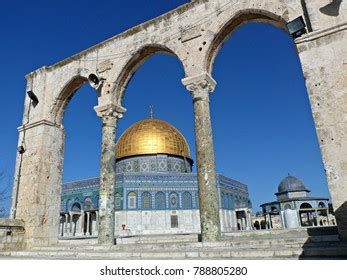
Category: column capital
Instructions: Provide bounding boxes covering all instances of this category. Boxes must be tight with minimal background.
[94,104,127,120]
[182,72,217,100]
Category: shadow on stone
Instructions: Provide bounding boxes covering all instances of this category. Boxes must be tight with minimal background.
[299,201,347,259]
[198,233,202,242]
[319,0,343,17]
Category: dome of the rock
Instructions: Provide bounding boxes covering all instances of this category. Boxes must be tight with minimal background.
[116,118,192,160]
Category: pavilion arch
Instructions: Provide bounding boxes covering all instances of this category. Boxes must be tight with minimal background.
[300,202,313,209]
[318,202,327,208]
[114,44,186,106]
[204,9,289,74]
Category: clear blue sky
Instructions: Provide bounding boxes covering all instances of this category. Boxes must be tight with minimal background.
[0,0,329,214]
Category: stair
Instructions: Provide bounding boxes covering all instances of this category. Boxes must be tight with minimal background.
[1,228,347,259]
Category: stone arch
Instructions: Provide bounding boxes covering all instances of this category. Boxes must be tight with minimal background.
[300,202,313,209]
[113,44,186,106]
[318,201,326,208]
[84,197,93,210]
[71,202,81,212]
[254,220,260,230]
[52,74,91,126]
[65,199,72,212]
[284,203,292,210]
[204,9,288,74]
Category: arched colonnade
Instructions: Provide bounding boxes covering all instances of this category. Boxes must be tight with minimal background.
[10,0,347,247]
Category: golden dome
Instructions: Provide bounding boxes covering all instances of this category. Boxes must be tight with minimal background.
[116,118,192,160]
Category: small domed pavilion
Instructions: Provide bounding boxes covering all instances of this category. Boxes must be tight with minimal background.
[259,175,332,229]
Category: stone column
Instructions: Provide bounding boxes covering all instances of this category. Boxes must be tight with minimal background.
[267,214,272,229]
[297,210,302,227]
[11,117,65,247]
[80,212,85,235]
[230,211,236,231]
[95,211,99,235]
[247,212,252,230]
[58,217,63,237]
[296,24,347,239]
[69,213,73,236]
[280,211,285,229]
[64,214,68,236]
[94,104,125,245]
[86,212,90,236]
[182,73,221,242]
[241,217,246,230]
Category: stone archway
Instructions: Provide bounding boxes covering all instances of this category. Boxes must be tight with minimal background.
[11,0,347,248]
[199,4,346,240]
[204,9,288,74]
[112,44,185,104]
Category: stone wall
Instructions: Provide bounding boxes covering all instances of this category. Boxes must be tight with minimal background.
[0,219,25,251]
[115,209,201,236]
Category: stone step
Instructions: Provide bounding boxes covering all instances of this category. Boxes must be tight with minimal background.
[58,238,98,245]
[32,238,342,253]
[0,248,303,259]
[223,227,338,240]
[1,245,346,259]
[49,233,339,251]
[116,234,198,244]
[56,228,339,246]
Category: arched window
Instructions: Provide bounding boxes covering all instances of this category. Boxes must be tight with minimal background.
[115,192,121,210]
[142,192,151,209]
[127,192,137,209]
[169,192,179,209]
[300,202,312,209]
[254,221,260,230]
[318,202,326,208]
[284,203,292,210]
[65,199,71,212]
[71,202,81,212]
[156,192,166,210]
[84,197,93,210]
[182,192,192,209]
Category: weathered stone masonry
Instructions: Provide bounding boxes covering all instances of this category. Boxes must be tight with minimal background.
[9,0,347,247]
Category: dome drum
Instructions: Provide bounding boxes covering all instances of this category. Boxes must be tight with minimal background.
[116,154,192,173]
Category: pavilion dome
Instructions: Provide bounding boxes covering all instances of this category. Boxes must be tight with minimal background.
[115,118,192,161]
[277,175,307,193]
